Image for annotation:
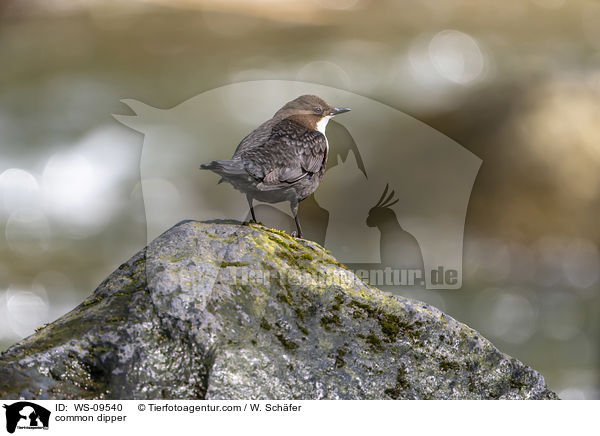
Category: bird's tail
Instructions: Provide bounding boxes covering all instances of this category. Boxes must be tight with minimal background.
[200,159,250,185]
[200,159,246,175]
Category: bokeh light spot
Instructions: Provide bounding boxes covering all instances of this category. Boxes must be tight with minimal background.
[428,30,485,85]
[0,168,41,214]
[5,209,51,255]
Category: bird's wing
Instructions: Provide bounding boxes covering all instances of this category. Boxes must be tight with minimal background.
[241,119,328,190]
[232,119,277,158]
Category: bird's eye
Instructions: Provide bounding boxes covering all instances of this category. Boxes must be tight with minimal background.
[314,107,323,114]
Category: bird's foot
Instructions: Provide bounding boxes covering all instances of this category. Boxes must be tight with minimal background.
[244,220,266,229]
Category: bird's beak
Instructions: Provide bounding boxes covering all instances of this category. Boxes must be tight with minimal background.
[331,107,351,116]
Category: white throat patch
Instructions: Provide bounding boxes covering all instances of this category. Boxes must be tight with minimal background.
[316,116,332,135]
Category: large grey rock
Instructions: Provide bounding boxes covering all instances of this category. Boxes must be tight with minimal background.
[0,220,557,399]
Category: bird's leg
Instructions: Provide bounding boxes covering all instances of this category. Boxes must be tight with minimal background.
[247,195,257,223]
[290,201,303,238]
[294,215,303,239]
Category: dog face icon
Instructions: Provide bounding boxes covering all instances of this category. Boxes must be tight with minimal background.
[3,402,51,434]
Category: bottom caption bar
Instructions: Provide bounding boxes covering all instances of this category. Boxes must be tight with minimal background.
[0,400,595,435]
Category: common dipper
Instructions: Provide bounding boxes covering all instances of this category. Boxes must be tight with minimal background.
[200,94,350,238]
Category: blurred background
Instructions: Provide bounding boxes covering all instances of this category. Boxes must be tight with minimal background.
[0,0,599,399]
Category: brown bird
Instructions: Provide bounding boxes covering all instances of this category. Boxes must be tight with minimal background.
[200,95,350,238]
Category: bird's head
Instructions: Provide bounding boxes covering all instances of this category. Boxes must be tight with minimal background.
[276,95,350,133]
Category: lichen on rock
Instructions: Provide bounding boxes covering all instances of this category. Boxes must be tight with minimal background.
[0,220,558,399]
